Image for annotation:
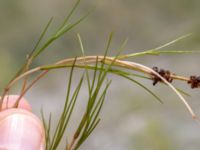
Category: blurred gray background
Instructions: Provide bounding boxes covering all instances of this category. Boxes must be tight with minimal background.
[1,0,200,149]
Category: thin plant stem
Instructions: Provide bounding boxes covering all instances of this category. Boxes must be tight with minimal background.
[0,55,196,121]
[68,138,76,150]
[20,59,33,94]
[13,70,49,108]
[2,55,190,91]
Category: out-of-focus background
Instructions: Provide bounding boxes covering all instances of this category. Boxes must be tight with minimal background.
[1,0,200,149]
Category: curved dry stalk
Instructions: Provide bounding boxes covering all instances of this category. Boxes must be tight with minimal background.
[13,70,49,108]
[0,67,41,110]
[3,55,190,90]
[124,61,196,119]
[0,55,195,120]
[171,74,189,82]
[20,58,34,94]
[68,138,76,150]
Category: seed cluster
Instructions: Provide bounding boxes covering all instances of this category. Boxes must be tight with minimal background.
[152,67,173,85]
[188,76,200,89]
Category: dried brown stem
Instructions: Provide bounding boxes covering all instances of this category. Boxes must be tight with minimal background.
[68,137,76,150]
[13,70,49,108]
[0,55,196,120]
[20,58,33,95]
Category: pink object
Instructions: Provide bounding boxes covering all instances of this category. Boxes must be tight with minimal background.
[0,95,45,150]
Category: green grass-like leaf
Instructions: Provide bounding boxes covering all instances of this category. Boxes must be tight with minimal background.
[118,34,199,59]
[41,108,52,150]
[77,33,91,95]
[32,0,89,59]
[69,33,127,150]
[74,81,111,149]
[46,59,85,150]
